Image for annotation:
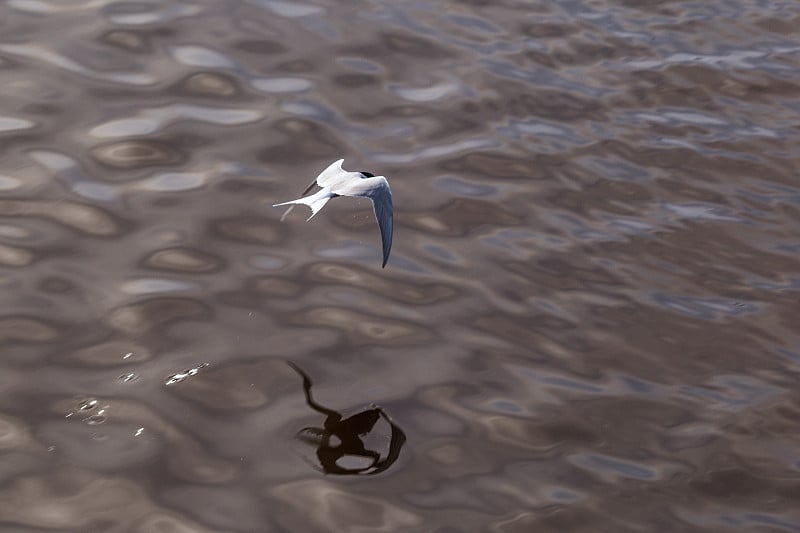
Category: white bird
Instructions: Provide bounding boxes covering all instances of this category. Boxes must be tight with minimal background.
[273,159,394,268]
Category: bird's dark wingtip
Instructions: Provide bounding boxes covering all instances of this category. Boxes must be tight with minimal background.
[381,247,390,268]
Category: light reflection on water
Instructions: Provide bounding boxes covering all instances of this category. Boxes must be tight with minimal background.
[1,0,800,531]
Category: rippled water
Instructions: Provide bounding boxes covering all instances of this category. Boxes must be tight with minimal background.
[2,0,800,531]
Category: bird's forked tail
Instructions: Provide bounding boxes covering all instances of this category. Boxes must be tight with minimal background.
[273,189,332,221]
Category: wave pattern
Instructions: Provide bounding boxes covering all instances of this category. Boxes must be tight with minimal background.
[1,0,800,531]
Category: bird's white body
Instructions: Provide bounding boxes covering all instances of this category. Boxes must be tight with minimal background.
[273,159,394,267]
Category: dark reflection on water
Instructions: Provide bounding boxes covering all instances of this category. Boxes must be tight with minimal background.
[2,0,800,531]
[289,362,406,476]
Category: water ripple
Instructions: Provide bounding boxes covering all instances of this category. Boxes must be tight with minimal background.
[120,278,198,295]
[106,2,201,25]
[91,141,183,168]
[250,0,324,18]
[0,200,122,236]
[252,77,312,93]
[8,0,114,13]
[0,43,156,85]
[0,116,36,132]
[170,45,236,69]
[90,104,262,138]
[569,453,661,481]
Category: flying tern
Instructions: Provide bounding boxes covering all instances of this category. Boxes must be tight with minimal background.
[273,159,394,268]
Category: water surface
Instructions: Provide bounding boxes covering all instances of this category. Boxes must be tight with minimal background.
[1,0,800,531]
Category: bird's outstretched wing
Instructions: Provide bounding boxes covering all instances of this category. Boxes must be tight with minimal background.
[315,159,345,187]
[371,182,393,268]
[339,176,393,267]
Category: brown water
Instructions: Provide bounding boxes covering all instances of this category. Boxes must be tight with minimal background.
[1,0,800,531]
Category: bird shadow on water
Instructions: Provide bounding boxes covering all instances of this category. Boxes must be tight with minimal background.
[287,362,406,476]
